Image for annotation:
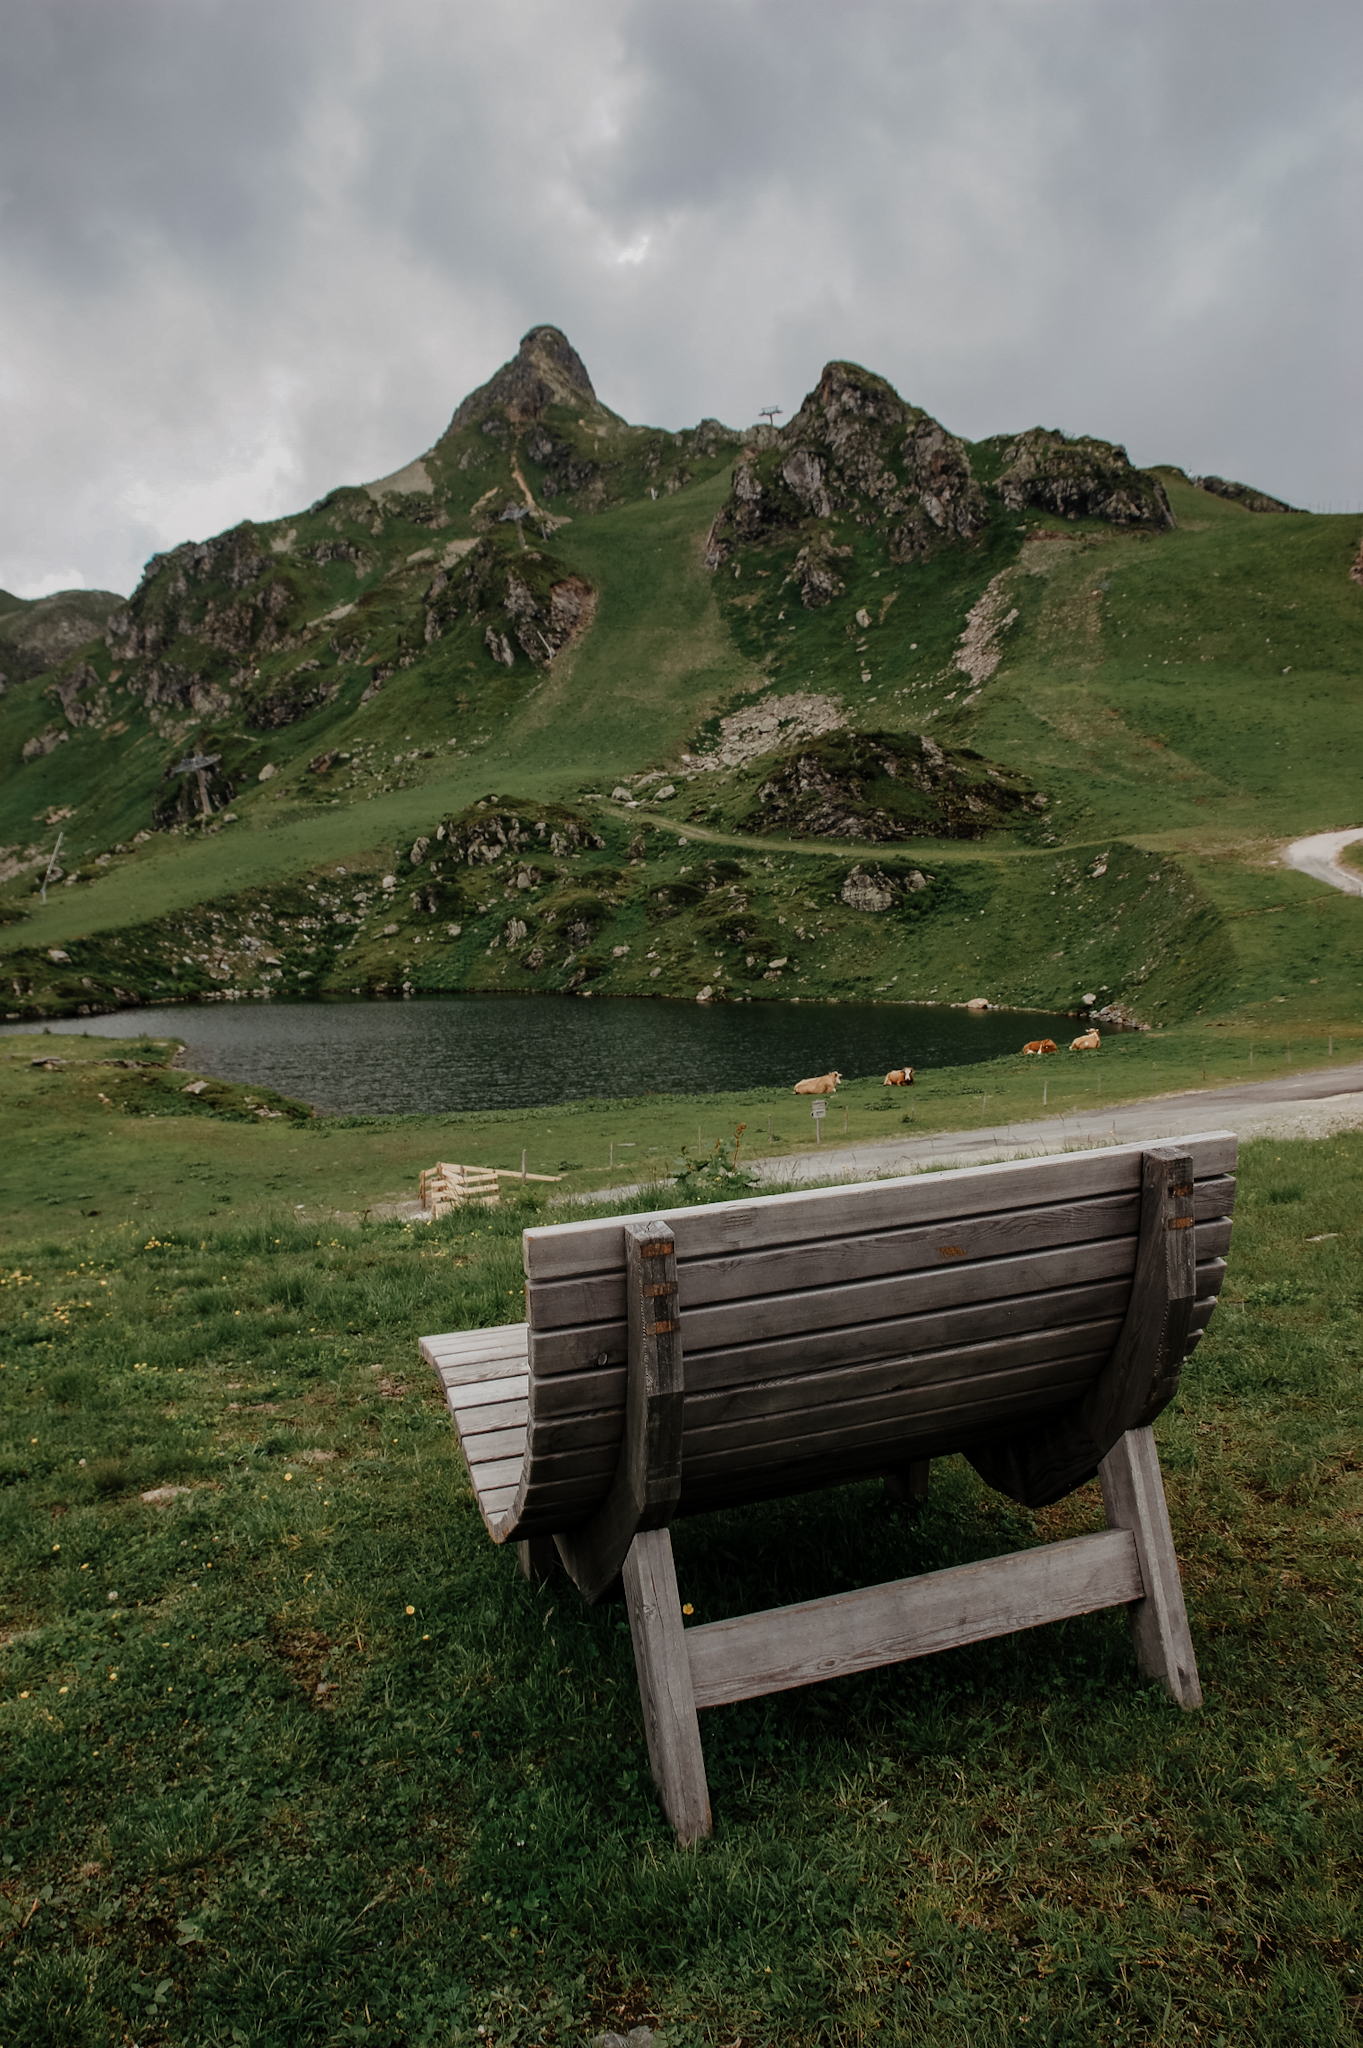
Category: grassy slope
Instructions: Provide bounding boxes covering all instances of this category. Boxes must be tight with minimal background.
[961,474,1363,844]
[4,1134,1363,2043]
[1,408,1360,1076]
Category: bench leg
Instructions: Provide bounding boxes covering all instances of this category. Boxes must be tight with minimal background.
[1098,1427,1202,1710]
[516,1537,557,1583]
[884,1459,932,1509]
[621,1529,712,1847]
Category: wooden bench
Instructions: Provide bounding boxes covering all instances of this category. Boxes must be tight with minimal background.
[421,1132,1236,1846]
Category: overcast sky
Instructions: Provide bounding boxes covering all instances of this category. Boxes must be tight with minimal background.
[2,0,1358,599]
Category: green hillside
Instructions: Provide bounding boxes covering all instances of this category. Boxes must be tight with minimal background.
[2,326,1360,1053]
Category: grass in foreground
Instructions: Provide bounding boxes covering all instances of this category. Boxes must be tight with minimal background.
[3,1134,1363,2042]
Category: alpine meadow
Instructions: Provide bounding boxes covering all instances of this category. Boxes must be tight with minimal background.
[4,326,1363,2048]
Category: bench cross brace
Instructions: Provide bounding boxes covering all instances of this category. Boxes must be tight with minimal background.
[623,1422,1200,1845]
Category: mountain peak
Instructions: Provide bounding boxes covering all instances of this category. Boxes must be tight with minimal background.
[447,326,600,432]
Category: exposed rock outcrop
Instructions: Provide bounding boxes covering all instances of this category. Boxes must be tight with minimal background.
[683,691,846,770]
[741,729,1043,841]
[246,665,341,730]
[107,523,300,667]
[995,429,1174,528]
[0,587,123,685]
[447,326,604,432]
[1191,474,1301,515]
[840,865,899,912]
[435,802,604,867]
[955,575,1020,688]
[457,538,596,666]
[704,361,988,574]
[21,727,68,762]
[48,660,101,727]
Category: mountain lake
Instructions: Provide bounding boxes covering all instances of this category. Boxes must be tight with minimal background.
[2,993,1080,1116]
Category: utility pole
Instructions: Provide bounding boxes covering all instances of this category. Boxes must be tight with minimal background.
[39,831,63,904]
[758,406,783,429]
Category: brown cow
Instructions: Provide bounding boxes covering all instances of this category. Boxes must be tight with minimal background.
[793,1070,841,1095]
[1021,1038,1059,1056]
[1070,1029,1101,1052]
[883,1067,915,1086]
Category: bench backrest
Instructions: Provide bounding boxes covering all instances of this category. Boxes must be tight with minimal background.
[504,1132,1236,1542]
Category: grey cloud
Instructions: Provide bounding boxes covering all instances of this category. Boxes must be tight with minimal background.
[0,0,1357,599]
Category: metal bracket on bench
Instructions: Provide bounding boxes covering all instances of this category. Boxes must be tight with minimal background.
[968,1147,1196,1509]
[554,1219,684,1605]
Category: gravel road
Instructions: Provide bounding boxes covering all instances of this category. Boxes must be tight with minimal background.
[751,1059,1363,1185]
[1285,827,1363,896]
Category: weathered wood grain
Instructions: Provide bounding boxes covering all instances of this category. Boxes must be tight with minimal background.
[527,1196,1233,1337]
[504,1264,1222,1533]
[450,1394,528,1434]
[516,1537,557,1583]
[421,1326,528,1373]
[552,1221,685,1604]
[465,1453,526,1493]
[457,1422,529,1464]
[522,1134,1236,1282]
[528,1189,1142,1332]
[1099,1426,1202,1709]
[525,1237,1229,1389]
[677,1366,1100,1482]
[519,1317,1122,1469]
[622,1529,712,1846]
[684,1528,1144,1707]
[1087,1150,1197,1442]
[965,1149,1201,1507]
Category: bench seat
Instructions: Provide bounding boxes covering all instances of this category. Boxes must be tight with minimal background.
[422,1325,529,1527]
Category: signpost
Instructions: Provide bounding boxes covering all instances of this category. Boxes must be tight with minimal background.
[811,1101,826,1143]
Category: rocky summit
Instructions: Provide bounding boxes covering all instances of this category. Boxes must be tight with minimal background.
[0,325,1356,1040]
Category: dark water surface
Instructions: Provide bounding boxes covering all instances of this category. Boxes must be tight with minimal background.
[3,994,1070,1116]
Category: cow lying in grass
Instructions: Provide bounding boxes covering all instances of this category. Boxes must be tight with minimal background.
[1022,1039,1059,1055]
[883,1068,915,1086]
[793,1070,841,1095]
[1070,1030,1101,1051]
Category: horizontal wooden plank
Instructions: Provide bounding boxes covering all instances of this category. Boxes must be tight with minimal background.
[520,1316,1118,1468]
[684,1527,1144,1707]
[466,1453,526,1492]
[522,1133,1236,1282]
[422,1322,527,1361]
[687,1237,1137,1352]
[680,1372,1101,1486]
[509,1359,1102,1503]
[452,1395,528,1435]
[426,1323,524,1352]
[527,1246,1228,1394]
[527,1188,1141,1333]
[458,1422,529,1464]
[527,1196,1234,1337]
[503,1264,1229,1531]
[447,1371,526,1407]
[471,1144,1236,1545]
[530,1271,1132,1389]
[683,1332,1112,1449]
